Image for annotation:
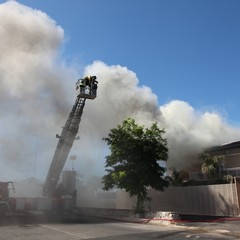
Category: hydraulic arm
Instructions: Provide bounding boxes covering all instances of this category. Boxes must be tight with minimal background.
[44,76,98,197]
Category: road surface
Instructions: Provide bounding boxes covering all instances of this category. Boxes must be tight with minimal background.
[0,213,239,239]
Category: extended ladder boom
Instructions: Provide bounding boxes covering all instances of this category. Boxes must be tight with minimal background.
[44,76,98,197]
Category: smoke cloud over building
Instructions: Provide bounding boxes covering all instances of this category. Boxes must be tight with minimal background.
[82,62,240,170]
[0,1,240,181]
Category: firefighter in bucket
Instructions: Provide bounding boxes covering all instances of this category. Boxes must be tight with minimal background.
[76,75,98,99]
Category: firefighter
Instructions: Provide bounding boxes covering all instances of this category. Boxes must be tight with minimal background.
[0,186,3,199]
[72,190,77,208]
[84,76,91,86]
[91,76,98,96]
[79,79,85,93]
[84,75,96,86]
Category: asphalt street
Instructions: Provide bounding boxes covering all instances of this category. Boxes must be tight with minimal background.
[0,213,239,240]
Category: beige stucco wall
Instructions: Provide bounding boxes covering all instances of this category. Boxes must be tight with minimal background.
[77,183,240,216]
[116,184,240,216]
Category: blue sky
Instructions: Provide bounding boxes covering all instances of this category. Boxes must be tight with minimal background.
[6,0,240,125]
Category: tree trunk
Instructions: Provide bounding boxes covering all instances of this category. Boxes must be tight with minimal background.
[135,194,144,215]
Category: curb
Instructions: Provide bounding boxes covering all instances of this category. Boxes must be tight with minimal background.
[91,215,240,224]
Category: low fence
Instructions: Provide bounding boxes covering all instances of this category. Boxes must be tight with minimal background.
[148,183,239,216]
[77,183,240,216]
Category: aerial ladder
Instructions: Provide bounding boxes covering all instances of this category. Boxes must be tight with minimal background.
[44,76,98,197]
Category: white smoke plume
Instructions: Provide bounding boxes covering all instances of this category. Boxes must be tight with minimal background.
[81,62,240,171]
[0,1,240,182]
[0,1,76,180]
[160,101,240,168]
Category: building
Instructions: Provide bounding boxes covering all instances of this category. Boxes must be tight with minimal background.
[207,141,240,177]
[189,141,240,181]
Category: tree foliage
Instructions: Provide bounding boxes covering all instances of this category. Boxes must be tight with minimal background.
[102,118,169,213]
[200,153,224,181]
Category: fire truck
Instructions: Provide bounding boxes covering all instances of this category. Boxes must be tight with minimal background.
[0,76,98,216]
[0,182,15,216]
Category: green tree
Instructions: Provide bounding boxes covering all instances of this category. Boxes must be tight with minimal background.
[102,118,169,213]
[200,153,224,182]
